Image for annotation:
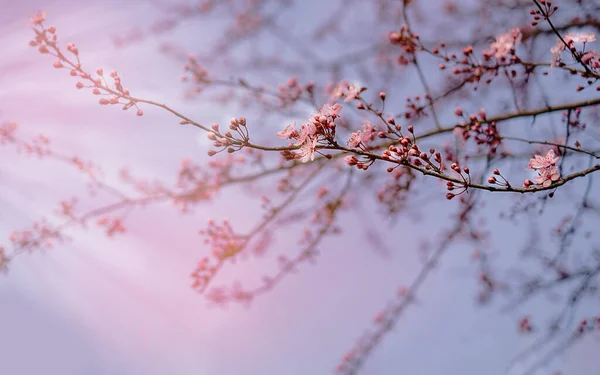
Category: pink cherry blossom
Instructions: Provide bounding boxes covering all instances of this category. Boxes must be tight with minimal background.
[277,123,297,139]
[550,41,564,67]
[347,121,375,148]
[298,137,318,163]
[347,131,362,148]
[582,50,600,66]
[534,165,560,187]
[361,122,375,144]
[487,28,522,59]
[330,81,361,102]
[330,80,348,100]
[298,121,317,145]
[550,32,596,66]
[29,10,47,26]
[344,85,360,102]
[527,149,561,187]
[527,149,559,170]
[276,103,343,162]
[566,32,596,43]
[320,103,342,118]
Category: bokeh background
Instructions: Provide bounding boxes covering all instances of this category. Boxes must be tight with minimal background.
[1,1,598,374]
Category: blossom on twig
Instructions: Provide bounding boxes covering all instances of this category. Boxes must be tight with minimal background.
[527,149,561,187]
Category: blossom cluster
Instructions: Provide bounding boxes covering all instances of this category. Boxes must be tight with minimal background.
[277,103,342,162]
[29,12,144,116]
[550,32,597,67]
[526,149,561,187]
[347,121,376,148]
[483,28,522,60]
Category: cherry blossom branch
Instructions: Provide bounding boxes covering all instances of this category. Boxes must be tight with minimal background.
[4,195,155,264]
[409,96,600,142]
[424,17,600,49]
[192,161,328,296]
[32,30,600,194]
[205,169,353,306]
[31,20,600,161]
[503,261,600,312]
[532,0,600,78]
[399,4,442,130]
[1,123,321,271]
[338,142,600,194]
[250,170,353,296]
[501,136,600,158]
[76,74,600,195]
[549,158,597,264]
[521,308,600,375]
[337,217,468,374]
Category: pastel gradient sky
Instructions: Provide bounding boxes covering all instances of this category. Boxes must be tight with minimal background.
[1,1,598,375]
